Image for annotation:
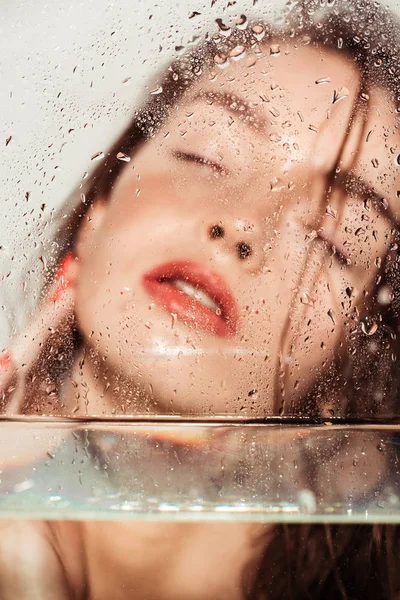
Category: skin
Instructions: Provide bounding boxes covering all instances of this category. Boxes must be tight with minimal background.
[67,40,398,418]
[0,40,398,600]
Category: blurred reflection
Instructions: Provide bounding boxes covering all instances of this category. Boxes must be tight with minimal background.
[1,0,400,598]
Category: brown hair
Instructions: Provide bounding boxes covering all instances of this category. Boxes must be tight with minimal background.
[54,0,400,419]
[248,523,400,599]
[28,1,400,597]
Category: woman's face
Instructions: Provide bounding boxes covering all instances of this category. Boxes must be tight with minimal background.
[75,40,400,416]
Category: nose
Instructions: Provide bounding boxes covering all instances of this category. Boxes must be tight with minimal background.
[206,216,266,273]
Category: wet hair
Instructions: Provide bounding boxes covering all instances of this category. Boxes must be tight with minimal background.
[34,1,400,597]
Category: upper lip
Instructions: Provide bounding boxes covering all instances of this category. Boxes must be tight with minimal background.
[142,260,239,336]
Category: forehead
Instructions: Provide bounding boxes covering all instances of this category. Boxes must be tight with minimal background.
[172,40,400,220]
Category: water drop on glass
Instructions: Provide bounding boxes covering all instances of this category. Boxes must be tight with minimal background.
[361,320,378,336]
[371,157,379,168]
[150,85,163,95]
[325,205,337,219]
[214,53,229,67]
[327,308,336,325]
[117,152,130,162]
[229,45,246,60]
[270,44,281,56]
[215,18,231,36]
[315,77,331,85]
[236,14,248,29]
[332,87,349,104]
[300,291,314,307]
[252,24,265,40]
[91,151,104,161]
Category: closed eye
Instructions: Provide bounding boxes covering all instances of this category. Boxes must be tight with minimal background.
[171,150,229,175]
[317,231,351,268]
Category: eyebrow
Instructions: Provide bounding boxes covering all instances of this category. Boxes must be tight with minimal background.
[192,90,270,134]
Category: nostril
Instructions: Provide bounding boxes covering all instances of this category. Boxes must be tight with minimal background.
[237,241,252,260]
[209,224,225,239]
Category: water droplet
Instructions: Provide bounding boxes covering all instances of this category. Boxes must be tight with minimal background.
[214,53,229,67]
[121,77,131,84]
[360,92,370,102]
[332,87,349,104]
[371,158,379,168]
[236,14,248,29]
[346,286,355,298]
[337,37,343,49]
[361,320,378,336]
[229,45,246,60]
[269,106,280,117]
[215,18,231,36]
[270,44,281,56]
[327,308,336,325]
[91,151,104,161]
[396,154,400,166]
[171,313,177,328]
[5,135,12,146]
[380,197,389,210]
[374,256,382,268]
[300,291,314,307]
[246,55,257,68]
[216,308,222,317]
[150,86,163,95]
[305,229,318,243]
[189,11,201,18]
[270,177,286,192]
[269,133,282,143]
[325,205,338,219]
[315,77,331,85]
[252,24,265,40]
[117,152,130,162]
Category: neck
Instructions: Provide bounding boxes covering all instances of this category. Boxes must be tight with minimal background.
[61,345,158,417]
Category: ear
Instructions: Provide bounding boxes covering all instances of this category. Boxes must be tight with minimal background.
[74,199,107,261]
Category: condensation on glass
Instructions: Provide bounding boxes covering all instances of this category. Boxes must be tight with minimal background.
[1,1,400,596]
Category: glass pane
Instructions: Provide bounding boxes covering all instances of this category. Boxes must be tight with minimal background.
[2,0,400,598]
[0,421,399,521]
[2,0,400,420]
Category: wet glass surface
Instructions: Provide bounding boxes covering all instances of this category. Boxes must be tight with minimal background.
[3,0,400,597]
[0,420,398,522]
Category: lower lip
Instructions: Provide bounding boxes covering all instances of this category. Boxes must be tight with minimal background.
[142,278,236,338]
